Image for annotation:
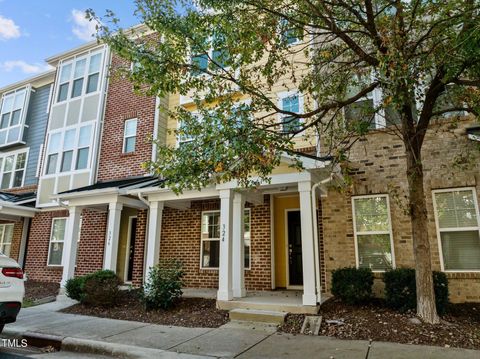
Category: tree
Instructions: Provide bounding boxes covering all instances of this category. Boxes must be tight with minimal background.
[91,0,480,323]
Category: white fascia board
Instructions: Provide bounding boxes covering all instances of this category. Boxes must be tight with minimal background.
[142,187,219,202]
[51,188,119,201]
[0,203,39,217]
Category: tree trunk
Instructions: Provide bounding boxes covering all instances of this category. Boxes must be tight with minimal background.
[405,144,440,324]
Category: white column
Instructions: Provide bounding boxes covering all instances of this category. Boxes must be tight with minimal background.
[232,192,246,298]
[61,207,82,287]
[298,181,317,306]
[217,189,234,301]
[144,201,164,282]
[103,202,123,271]
[17,218,30,267]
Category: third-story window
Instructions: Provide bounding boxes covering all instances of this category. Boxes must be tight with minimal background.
[279,92,303,134]
[0,87,29,147]
[0,151,27,189]
[352,195,395,271]
[433,188,480,271]
[123,119,137,153]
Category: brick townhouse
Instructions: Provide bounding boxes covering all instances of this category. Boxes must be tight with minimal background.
[1,24,479,314]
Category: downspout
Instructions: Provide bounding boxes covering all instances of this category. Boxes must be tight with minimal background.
[311,174,333,304]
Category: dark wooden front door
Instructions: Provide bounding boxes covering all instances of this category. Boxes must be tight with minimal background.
[127,217,138,282]
[287,210,303,286]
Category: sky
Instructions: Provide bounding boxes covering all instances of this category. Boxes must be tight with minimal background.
[0,0,139,87]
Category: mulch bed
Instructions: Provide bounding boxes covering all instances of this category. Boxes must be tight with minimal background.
[24,280,59,302]
[280,297,480,350]
[61,290,229,328]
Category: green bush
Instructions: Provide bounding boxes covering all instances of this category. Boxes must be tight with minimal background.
[141,259,185,310]
[331,267,374,305]
[82,270,122,307]
[384,268,449,315]
[65,276,86,302]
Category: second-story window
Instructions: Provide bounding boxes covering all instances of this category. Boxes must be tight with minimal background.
[279,18,303,45]
[0,150,27,189]
[56,51,103,103]
[45,124,93,175]
[191,34,229,76]
[123,119,137,153]
[0,87,29,147]
[278,91,303,134]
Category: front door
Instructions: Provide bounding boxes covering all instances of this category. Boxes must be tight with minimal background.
[287,210,303,286]
[126,217,138,282]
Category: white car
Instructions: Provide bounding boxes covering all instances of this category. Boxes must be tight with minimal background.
[0,253,25,334]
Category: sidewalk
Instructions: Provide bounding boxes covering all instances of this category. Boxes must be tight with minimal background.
[1,298,479,359]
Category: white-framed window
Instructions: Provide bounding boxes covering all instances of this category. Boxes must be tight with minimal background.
[432,188,480,272]
[0,86,30,147]
[177,112,199,148]
[352,195,395,271]
[47,217,67,266]
[279,18,303,46]
[278,90,304,134]
[56,51,103,103]
[0,149,28,189]
[200,209,252,269]
[344,74,400,129]
[190,33,229,76]
[123,118,137,153]
[45,124,93,175]
[0,224,14,257]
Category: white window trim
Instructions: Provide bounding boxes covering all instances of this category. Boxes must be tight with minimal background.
[0,148,29,190]
[277,90,305,136]
[43,122,94,177]
[47,217,67,267]
[123,118,138,153]
[176,112,199,148]
[432,187,480,273]
[200,209,252,270]
[278,19,303,46]
[0,85,31,148]
[351,194,396,272]
[0,223,14,256]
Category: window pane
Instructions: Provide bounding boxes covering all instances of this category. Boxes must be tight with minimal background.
[1,173,11,189]
[0,130,6,145]
[212,48,229,69]
[52,219,66,241]
[59,63,72,83]
[357,234,393,271]
[2,96,14,113]
[48,132,62,153]
[89,53,102,73]
[48,242,64,265]
[13,170,23,187]
[86,73,99,94]
[282,115,301,134]
[57,83,69,102]
[74,58,86,78]
[3,225,13,244]
[71,78,84,98]
[282,96,300,113]
[202,212,220,239]
[124,119,137,137]
[345,99,376,129]
[61,150,73,172]
[10,109,21,125]
[46,153,58,174]
[124,136,136,153]
[202,240,220,268]
[75,148,89,170]
[191,54,208,75]
[7,126,20,143]
[13,91,26,109]
[435,190,478,228]
[1,244,11,257]
[441,231,480,270]
[1,113,10,129]
[63,129,76,150]
[15,152,26,169]
[354,197,389,232]
[4,155,13,171]
[78,125,92,147]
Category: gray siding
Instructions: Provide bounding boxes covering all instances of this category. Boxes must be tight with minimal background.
[23,84,51,186]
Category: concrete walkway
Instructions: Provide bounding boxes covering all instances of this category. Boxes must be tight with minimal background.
[1,298,478,359]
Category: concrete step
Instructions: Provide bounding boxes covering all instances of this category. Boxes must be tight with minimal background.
[229,309,287,324]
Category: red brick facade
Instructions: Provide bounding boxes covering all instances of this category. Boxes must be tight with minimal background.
[97,54,156,182]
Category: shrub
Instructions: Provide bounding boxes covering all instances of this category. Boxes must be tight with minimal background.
[82,270,122,307]
[384,268,449,315]
[141,259,185,310]
[331,267,374,305]
[65,276,86,302]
